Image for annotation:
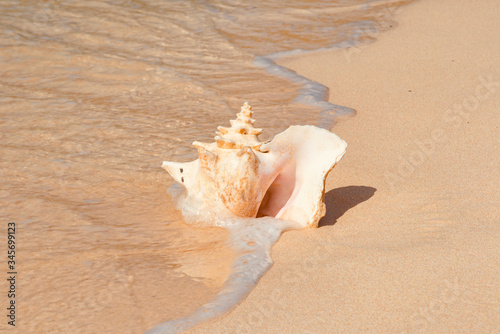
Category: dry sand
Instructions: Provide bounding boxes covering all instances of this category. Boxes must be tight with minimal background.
[190,0,500,332]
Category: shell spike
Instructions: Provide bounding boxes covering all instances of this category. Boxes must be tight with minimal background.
[217,126,229,135]
[193,141,211,150]
[215,136,236,149]
[211,102,264,151]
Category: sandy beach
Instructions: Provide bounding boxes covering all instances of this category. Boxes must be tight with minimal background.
[189,0,500,332]
[1,0,497,332]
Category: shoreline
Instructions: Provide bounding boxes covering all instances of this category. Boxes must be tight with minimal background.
[254,55,356,128]
[189,0,500,332]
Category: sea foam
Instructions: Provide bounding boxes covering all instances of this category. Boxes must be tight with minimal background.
[145,208,300,333]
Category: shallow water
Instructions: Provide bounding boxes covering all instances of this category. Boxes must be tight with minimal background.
[0,0,411,332]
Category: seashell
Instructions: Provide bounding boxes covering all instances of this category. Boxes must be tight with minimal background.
[162,102,347,228]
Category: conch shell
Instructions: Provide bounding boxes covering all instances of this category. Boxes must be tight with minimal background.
[162,102,347,228]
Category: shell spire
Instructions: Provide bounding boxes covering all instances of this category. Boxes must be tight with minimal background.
[215,102,263,150]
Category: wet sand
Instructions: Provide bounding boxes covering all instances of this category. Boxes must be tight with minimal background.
[189,0,500,332]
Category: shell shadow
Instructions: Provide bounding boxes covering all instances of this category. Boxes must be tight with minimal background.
[319,186,377,227]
